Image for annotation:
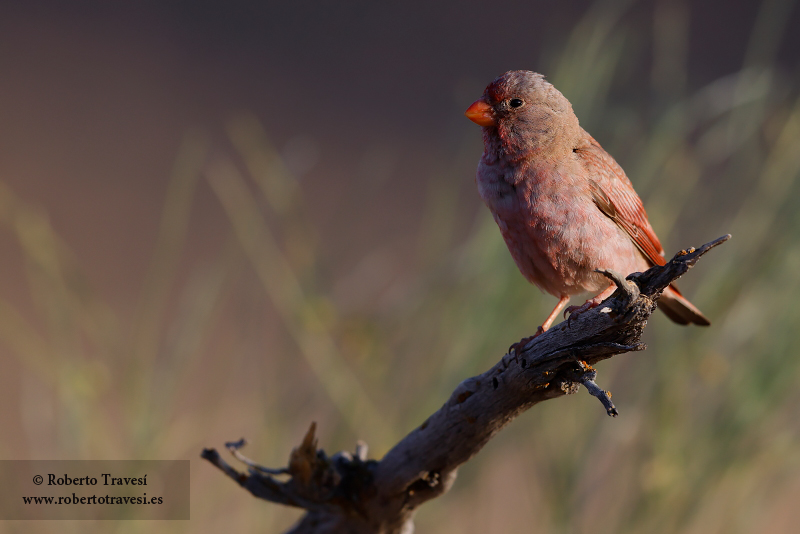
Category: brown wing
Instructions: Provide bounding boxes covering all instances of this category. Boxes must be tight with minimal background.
[575,136,710,326]
[576,136,666,267]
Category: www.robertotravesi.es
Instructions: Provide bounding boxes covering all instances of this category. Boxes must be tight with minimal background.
[22,493,163,505]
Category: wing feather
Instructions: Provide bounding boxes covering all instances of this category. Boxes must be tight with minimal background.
[577,136,666,267]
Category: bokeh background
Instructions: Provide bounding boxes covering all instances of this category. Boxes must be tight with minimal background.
[1,0,800,532]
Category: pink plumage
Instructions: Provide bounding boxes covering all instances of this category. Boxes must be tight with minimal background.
[466,70,708,334]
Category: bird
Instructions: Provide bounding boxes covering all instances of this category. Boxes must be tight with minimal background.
[465,70,708,344]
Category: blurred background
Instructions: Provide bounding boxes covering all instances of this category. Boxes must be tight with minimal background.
[1,0,799,532]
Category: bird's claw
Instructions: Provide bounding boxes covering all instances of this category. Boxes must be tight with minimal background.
[564,300,601,327]
[508,326,545,356]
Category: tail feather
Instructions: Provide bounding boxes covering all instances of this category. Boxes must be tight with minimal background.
[659,284,710,326]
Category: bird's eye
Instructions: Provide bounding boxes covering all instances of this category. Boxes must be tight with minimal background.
[509,98,524,108]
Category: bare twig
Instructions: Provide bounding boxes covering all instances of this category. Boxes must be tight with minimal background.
[202,235,731,534]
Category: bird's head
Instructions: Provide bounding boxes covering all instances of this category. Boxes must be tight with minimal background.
[466,70,581,160]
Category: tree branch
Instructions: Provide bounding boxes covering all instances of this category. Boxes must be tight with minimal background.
[202,235,730,533]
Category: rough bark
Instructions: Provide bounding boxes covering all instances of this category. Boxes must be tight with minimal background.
[202,235,730,533]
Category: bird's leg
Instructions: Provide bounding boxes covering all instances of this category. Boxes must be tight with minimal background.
[564,283,617,325]
[543,294,572,330]
[509,295,570,355]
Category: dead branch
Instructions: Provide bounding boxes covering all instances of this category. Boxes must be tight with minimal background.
[202,235,730,534]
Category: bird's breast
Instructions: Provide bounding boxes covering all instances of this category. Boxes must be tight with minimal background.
[476,158,643,296]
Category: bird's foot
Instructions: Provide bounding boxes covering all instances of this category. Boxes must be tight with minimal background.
[564,297,603,327]
[508,326,545,356]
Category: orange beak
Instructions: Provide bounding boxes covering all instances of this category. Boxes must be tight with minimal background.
[465,99,495,127]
